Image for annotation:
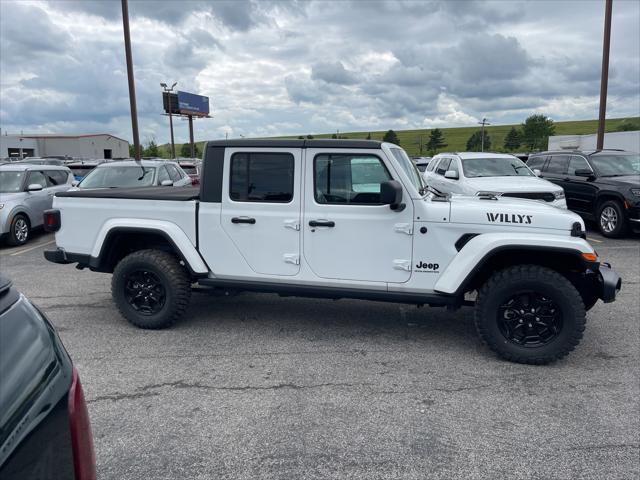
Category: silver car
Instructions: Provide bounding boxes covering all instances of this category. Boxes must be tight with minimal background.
[0,164,74,245]
[78,159,192,189]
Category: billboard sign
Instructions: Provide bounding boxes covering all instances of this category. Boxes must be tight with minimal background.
[177,91,210,116]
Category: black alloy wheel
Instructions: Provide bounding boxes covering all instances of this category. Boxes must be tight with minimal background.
[497,291,563,347]
[124,270,166,315]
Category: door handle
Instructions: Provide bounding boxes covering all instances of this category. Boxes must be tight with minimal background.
[309,220,335,228]
[231,217,256,224]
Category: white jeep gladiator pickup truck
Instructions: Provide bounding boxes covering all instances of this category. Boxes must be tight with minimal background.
[44,139,621,364]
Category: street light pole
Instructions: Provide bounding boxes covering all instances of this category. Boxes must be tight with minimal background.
[478,117,490,152]
[597,0,613,151]
[161,82,177,159]
[121,0,140,161]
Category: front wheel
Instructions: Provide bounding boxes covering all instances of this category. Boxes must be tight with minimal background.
[7,214,30,246]
[598,200,627,238]
[474,265,586,365]
[112,249,191,329]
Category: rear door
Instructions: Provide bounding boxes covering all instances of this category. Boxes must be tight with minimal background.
[220,149,302,276]
[302,149,414,283]
[541,154,570,190]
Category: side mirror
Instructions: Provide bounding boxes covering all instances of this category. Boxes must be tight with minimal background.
[444,170,459,180]
[27,183,43,191]
[574,169,594,178]
[380,180,405,211]
[160,180,174,186]
[533,169,541,177]
[71,180,79,187]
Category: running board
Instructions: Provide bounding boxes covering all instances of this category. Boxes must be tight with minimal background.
[197,278,461,307]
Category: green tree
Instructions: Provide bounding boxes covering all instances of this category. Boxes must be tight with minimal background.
[426,128,447,154]
[306,134,314,139]
[366,132,371,140]
[143,137,159,157]
[466,130,491,151]
[503,127,522,150]
[128,144,136,157]
[331,133,338,139]
[382,129,400,145]
[297,135,304,139]
[179,143,200,158]
[521,114,555,151]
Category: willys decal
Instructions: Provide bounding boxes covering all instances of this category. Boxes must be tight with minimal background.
[486,213,533,224]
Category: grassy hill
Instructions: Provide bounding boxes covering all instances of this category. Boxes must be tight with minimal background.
[160,116,639,158]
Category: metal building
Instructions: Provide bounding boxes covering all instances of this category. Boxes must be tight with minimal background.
[548,130,640,152]
[0,133,129,159]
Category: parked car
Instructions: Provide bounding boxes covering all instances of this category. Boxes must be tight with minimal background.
[0,163,74,245]
[12,157,67,166]
[527,149,640,237]
[66,160,107,182]
[178,160,200,185]
[44,139,620,365]
[423,152,567,208]
[0,275,96,479]
[78,159,192,189]
[413,157,431,172]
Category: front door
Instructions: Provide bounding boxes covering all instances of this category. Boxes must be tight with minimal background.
[564,155,598,214]
[23,170,50,226]
[221,149,302,276]
[303,149,414,283]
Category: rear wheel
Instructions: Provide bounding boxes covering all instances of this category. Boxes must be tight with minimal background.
[7,214,30,246]
[597,200,627,238]
[475,265,586,365]
[112,249,191,329]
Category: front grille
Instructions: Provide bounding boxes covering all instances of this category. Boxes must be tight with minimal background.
[502,192,555,202]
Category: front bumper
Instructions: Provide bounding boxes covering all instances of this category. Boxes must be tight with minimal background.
[597,263,621,303]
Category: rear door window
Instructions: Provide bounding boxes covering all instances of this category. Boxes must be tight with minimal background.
[44,170,68,186]
[157,166,171,184]
[526,156,547,171]
[166,164,182,182]
[545,155,570,175]
[230,152,294,203]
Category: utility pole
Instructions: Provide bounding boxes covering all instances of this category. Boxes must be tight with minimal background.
[188,115,195,158]
[161,82,177,159]
[597,0,613,151]
[121,0,140,161]
[478,117,490,152]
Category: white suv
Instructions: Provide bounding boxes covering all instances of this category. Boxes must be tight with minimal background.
[424,152,567,208]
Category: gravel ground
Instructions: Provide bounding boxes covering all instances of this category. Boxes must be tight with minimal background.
[1,229,638,479]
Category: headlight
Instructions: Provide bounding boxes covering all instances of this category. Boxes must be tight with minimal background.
[631,188,640,197]
[0,204,4,209]
[554,191,565,199]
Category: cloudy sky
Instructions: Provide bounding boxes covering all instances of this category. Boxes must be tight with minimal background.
[1,0,639,144]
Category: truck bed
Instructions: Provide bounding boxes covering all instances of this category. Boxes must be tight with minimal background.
[56,186,200,201]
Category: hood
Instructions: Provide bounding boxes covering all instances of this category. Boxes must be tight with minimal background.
[448,194,583,232]
[463,175,562,193]
[596,174,640,187]
[0,192,26,203]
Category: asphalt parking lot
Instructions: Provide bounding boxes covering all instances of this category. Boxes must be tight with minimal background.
[1,228,638,479]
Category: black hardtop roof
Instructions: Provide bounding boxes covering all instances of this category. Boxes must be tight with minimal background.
[205,139,383,149]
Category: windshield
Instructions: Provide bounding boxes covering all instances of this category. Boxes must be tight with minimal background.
[590,154,640,176]
[389,148,426,192]
[0,171,25,193]
[461,157,533,178]
[79,166,155,188]
[69,166,95,177]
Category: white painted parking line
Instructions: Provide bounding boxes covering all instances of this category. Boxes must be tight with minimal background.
[9,240,56,256]
[587,237,603,243]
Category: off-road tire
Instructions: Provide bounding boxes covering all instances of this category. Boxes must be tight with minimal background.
[474,265,586,365]
[7,214,30,246]
[597,200,627,238]
[112,249,191,329]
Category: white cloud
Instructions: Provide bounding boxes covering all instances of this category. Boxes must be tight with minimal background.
[0,0,638,144]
